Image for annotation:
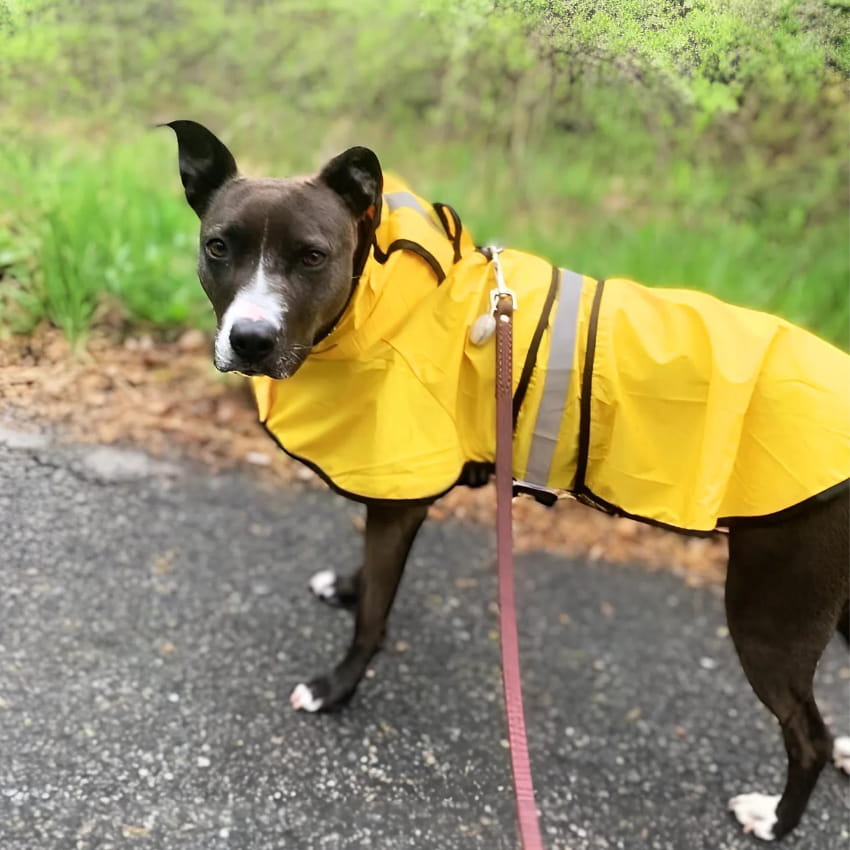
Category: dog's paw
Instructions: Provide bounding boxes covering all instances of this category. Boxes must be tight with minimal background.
[290,674,358,713]
[308,569,357,608]
[833,736,850,774]
[290,682,324,713]
[729,792,779,841]
[309,569,338,601]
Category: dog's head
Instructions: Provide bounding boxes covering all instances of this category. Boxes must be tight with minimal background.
[164,120,382,378]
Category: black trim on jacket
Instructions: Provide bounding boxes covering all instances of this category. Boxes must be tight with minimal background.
[512,264,560,429]
[372,237,446,283]
[433,202,463,264]
[573,278,606,495]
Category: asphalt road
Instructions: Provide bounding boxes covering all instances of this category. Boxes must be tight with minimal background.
[0,426,847,850]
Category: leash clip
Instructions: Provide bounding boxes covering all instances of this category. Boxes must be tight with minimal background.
[488,246,517,315]
[469,247,517,346]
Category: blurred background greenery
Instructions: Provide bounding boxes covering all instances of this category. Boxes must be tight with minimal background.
[1,0,847,345]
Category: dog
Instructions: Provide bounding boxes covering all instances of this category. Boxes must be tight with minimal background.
[163,120,850,842]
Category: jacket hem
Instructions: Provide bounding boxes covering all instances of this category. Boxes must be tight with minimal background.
[572,479,850,536]
[259,421,456,506]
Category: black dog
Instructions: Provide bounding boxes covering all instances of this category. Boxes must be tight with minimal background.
[164,120,849,841]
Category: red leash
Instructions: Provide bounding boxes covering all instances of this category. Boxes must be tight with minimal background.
[492,251,545,850]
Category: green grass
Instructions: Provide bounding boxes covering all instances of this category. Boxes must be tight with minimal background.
[0,136,205,341]
[418,141,849,344]
[0,127,847,348]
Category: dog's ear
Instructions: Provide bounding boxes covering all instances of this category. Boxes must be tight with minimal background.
[162,120,238,218]
[318,147,383,219]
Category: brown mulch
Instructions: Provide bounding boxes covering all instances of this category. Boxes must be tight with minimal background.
[0,325,727,586]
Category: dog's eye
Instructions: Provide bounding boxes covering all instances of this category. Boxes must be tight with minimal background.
[301,249,326,268]
[205,238,228,259]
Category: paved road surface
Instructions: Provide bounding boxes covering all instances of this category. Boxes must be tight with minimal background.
[1,428,847,849]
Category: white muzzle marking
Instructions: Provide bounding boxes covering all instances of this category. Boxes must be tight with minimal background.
[214,252,286,369]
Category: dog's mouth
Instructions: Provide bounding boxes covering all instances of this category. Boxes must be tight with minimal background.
[215,345,311,381]
[220,363,290,380]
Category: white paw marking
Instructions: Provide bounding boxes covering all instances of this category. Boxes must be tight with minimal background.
[729,792,779,841]
[290,683,323,713]
[309,569,337,600]
[833,736,850,773]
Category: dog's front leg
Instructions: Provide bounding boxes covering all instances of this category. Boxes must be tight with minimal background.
[290,500,429,712]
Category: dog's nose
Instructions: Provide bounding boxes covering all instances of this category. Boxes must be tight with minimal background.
[230,318,276,360]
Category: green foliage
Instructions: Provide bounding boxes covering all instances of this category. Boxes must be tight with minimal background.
[2,0,845,147]
[0,136,204,341]
[0,0,847,345]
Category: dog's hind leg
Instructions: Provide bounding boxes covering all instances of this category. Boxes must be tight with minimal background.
[291,500,428,713]
[726,490,848,840]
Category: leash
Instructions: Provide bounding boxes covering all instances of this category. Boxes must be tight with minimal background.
[490,249,546,850]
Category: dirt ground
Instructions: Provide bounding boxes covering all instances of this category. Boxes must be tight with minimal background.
[0,325,727,585]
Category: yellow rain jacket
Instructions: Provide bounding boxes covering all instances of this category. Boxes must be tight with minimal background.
[252,178,850,531]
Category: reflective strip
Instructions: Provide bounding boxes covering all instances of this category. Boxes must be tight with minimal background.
[524,269,584,486]
[385,191,428,216]
[384,191,442,232]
